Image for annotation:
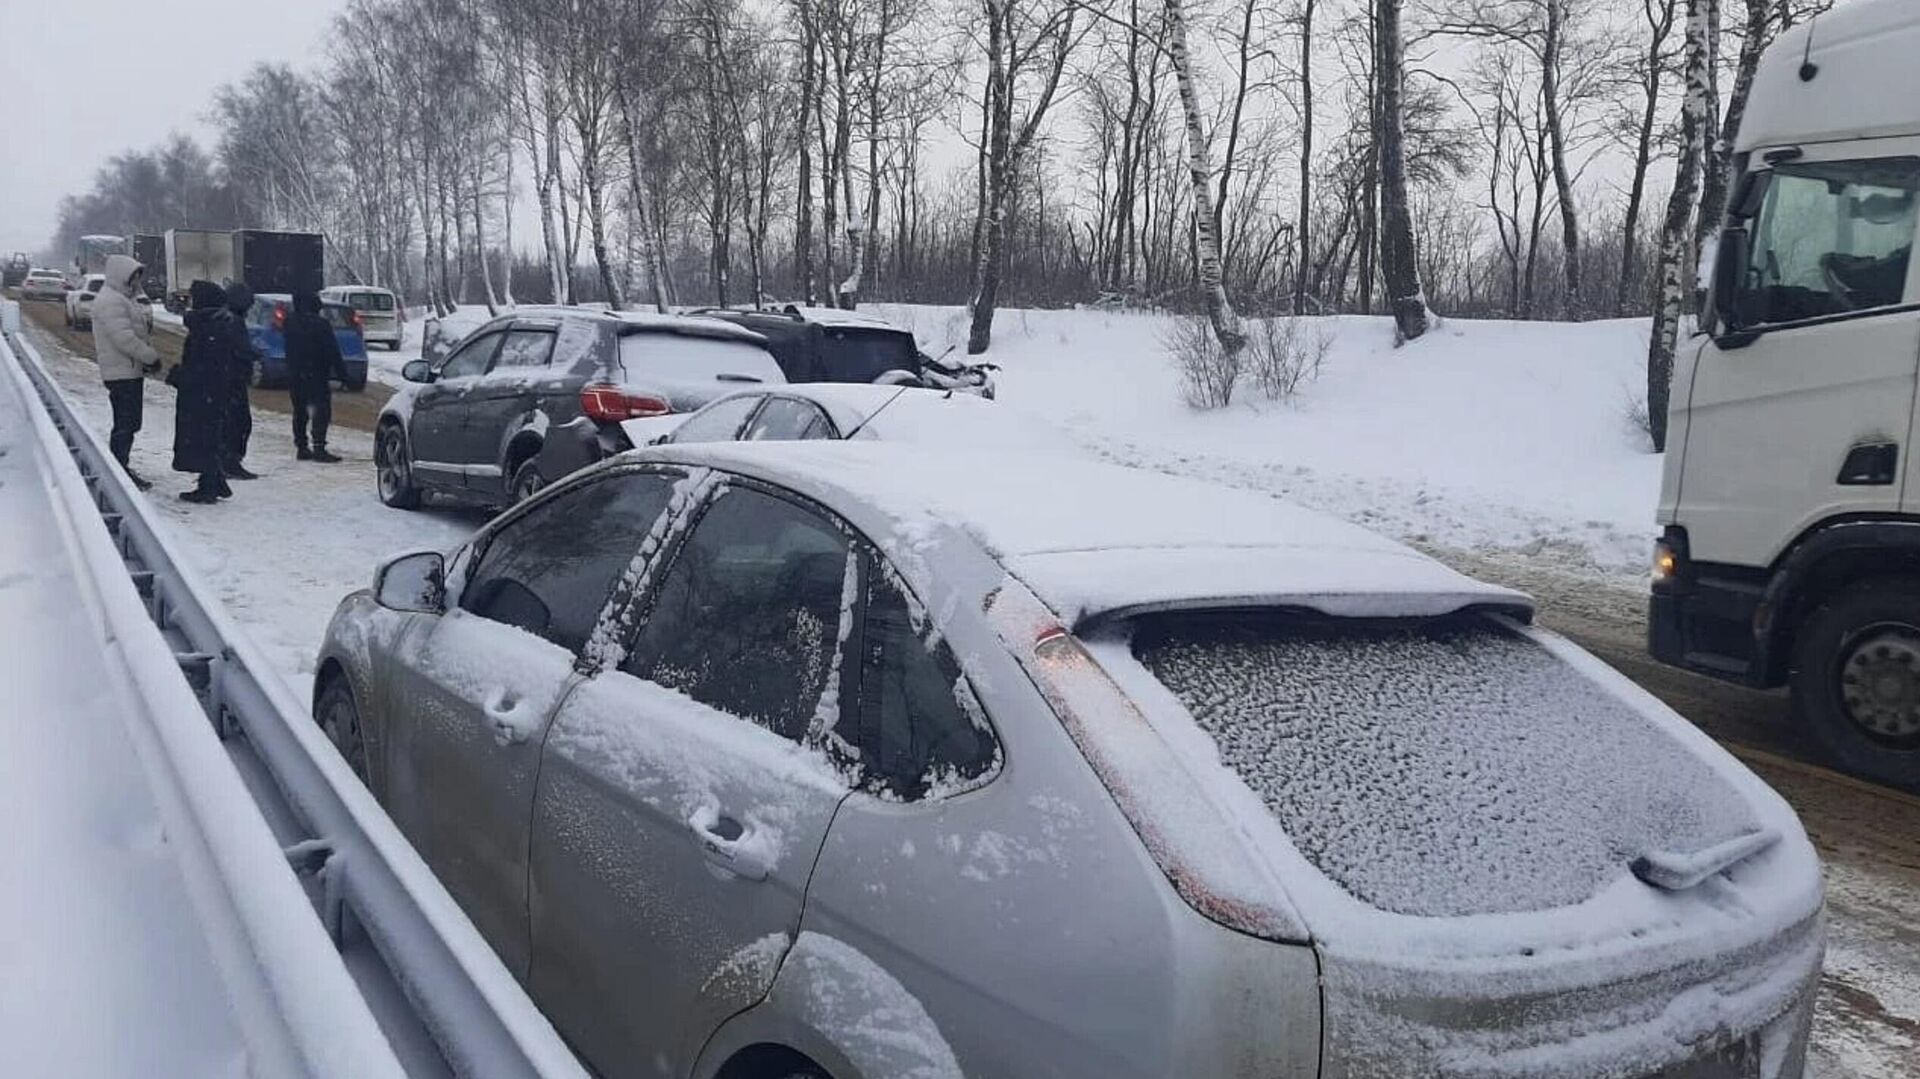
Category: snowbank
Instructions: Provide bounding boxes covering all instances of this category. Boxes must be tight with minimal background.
[873,304,1662,579]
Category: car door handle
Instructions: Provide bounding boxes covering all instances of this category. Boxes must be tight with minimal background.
[483,688,530,745]
[688,807,770,882]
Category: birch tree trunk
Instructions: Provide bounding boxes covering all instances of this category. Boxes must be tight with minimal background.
[1648,0,1712,453]
[1166,0,1244,354]
[1620,0,1677,315]
[500,137,515,307]
[543,99,569,302]
[796,0,818,303]
[475,184,500,315]
[1375,0,1429,342]
[1541,0,1582,316]
[1293,0,1316,316]
[1696,0,1770,267]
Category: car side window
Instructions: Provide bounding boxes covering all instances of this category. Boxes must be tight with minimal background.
[847,564,998,799]
[492,329,555,371]
[1736,157,1920,325]
[460,473,677,653]
[439,332,502,380]
[669,395,763,444]
[621,486,854,742]
[743,397,834,441]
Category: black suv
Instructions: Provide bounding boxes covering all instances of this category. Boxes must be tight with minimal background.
[694,305,997,397]
[375,308,783,510]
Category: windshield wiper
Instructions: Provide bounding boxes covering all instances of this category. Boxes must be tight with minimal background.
[715,373,764,383]
[1630,829,1781,892]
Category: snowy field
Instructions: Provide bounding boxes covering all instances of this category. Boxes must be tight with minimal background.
[878,304,1663,582]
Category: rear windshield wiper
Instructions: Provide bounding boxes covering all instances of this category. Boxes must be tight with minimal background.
[1630,829,1781,892]
[715,373,764,383]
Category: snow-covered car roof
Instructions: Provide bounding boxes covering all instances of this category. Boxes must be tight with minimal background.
[641,384,1079,455]
[470,305,767,346]
[632,440,1532,626]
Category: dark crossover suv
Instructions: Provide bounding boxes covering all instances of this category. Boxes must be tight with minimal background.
[375,307,784,510]
[696,305,997,397]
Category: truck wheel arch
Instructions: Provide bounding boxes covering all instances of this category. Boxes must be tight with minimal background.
[1761,517,1920,683]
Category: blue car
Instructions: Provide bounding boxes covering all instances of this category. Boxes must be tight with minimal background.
[245,293,371,391]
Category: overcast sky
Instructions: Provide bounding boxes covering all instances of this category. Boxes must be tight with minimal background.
[0,0,349,254]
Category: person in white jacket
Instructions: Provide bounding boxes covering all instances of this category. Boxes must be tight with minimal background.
[93,253,161,489]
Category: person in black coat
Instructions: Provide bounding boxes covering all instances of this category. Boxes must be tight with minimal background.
[171,279,235,503]
[220,282,260,480]
[286,289,347,463]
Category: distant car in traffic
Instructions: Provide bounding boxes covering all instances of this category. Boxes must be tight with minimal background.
[64,274,105,329]
[375,306,784,511]
[18,269,67,301]
[632,382,1077,457]
[244,292,370,392]
[314,440,1825,1079]
[320,285,404,351]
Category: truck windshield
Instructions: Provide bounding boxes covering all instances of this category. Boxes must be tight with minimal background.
[1737,156,1920,324]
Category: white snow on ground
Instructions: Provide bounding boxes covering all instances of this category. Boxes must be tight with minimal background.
[875,304,1662,581]
[22,319,480,702]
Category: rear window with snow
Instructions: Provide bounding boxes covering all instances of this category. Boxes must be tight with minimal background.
[1128,612,1757,917]
[617,332,784,387]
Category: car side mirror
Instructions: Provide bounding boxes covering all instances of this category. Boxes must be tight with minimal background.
[402,359,434,383]
[374,550,444,613]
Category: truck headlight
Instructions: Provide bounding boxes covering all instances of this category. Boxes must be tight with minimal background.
[1653,538,1679,585]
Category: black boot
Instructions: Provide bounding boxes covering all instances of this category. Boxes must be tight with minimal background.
[312,447,341,464]
[216,478,234,499]
[296,445,314,461]
[226,461,260,480]
[126,470,153,491]
[179,489,220,504]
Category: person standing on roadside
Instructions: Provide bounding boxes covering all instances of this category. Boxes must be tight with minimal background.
[220,282,260,480]
[91,254,161,490]
[170,280,234,504]
[286,289,345,462]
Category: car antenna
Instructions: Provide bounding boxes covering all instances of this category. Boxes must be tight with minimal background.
[839,386,910,441]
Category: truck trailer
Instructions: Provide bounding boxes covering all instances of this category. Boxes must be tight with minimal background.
[230,230,324,297]
[164,228,236,312]
[1652,0,1920,790]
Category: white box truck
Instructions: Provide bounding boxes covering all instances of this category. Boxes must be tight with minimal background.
[1654,0,1920,789]
[163,228,235,312]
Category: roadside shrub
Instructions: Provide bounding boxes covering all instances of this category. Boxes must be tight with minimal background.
[1247,316,1331,402]
[1166,314,1241,409]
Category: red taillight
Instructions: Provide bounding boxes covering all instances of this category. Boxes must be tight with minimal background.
[272,302,287,330]
[580,383,671,423]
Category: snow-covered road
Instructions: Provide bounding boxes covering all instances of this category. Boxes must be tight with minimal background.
[19,314,1918,1077]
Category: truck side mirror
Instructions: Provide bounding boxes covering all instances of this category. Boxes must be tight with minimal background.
[1712,229,1760,348]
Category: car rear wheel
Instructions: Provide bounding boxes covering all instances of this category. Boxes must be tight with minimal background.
[1791,578,1920,790]
[510,458,546,505]
[314,675,371,784]
[376,424,422,509]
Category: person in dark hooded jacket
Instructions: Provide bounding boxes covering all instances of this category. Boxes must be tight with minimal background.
[170,280,235,503]
[286,289,347,463]
[220,282,260,479]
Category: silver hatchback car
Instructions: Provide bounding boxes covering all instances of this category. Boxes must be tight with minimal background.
[314,442,1824,1079]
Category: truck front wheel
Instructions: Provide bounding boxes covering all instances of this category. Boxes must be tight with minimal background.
[1791,578,1920,790]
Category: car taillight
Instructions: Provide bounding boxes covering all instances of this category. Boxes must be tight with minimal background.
[580,383,671,423]
[347,309,363,329]
[272,302,287,331]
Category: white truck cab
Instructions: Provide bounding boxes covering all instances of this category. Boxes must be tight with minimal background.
[1655,0,1920,788]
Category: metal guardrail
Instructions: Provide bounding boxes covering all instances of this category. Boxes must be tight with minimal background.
[0,311,587,1079]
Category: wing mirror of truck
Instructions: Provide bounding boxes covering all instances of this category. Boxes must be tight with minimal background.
[402,359,435,383]
[374,549,445,613]
[1711,228,1762,350]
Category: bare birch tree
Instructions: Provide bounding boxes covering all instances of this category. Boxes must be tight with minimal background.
[1648,0,1712,452]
